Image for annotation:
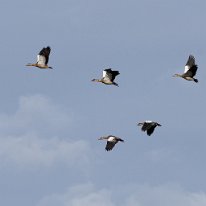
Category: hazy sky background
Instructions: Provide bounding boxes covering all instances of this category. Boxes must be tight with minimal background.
[0,0,206,205]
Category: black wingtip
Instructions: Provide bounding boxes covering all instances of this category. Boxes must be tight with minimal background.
[113,82,119,87]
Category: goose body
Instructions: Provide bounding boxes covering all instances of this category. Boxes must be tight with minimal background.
[26,46,53,69]
[138,121,161,136]
[173,55,198,82]
[98,135,124,151]
[92,68,120,86]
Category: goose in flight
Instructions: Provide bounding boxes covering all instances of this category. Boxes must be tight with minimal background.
[98,135,124,151]
[92,68,120,86]
[173,55,198,82]
[138,121,161,136]
[26,46,53,69]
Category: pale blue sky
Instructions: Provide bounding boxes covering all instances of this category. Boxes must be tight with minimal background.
[0,0,206,205]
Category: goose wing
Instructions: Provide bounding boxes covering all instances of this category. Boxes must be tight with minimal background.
[37,55,46,66]
[141,121,152,132]
[37,46,51,65]
[146,122,161,136]
[103,70,107,78]
[105,135,123,151]
[104,69,120,81]
[105,141,116,151]
[146,126,156,136]
[184,65,198,77]
[184,55,196,73]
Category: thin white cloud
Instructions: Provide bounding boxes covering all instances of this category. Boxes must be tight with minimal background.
[37,183,115,206]
[125,184,206,206]
[37,183,206,206]
[0,94,73,136]
[0,94,91,170]
[143,148,178,163]
[0,134,90,169]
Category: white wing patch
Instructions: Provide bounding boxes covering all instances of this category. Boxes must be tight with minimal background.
[103,70,107,77]
[184,65,190,73]
[108,136,116,142]
[37,55,46,66]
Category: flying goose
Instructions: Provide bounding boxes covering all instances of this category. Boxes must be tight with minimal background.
[98,135,124,151]
[92,68,120,86]
[138,121,161,136]
[173,55,198,82]
[26,46,53,69]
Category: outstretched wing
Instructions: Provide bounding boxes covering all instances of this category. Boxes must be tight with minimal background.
[184,65,198,77]
[141,121,152,132]
[37,55,46,66]
[146,122,161,136]
[38,46,51,65]
[147,126,155,136]
[104,69,120,81]
[105,141,116,151]
[184,55,196,73]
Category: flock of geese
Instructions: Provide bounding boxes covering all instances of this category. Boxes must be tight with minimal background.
[26,47,199,151]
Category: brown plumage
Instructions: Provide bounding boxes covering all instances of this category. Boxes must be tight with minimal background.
[26,46,53,69]
[92,68,120,86]
[173,55,198,83]
[138,121,161,136]
[98,135,124,151]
